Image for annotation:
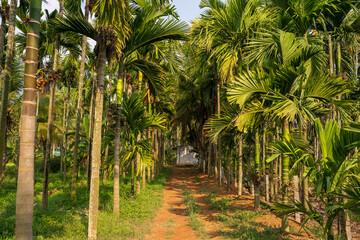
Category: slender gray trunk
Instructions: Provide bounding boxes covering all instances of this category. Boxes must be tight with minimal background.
[71,0,89,197]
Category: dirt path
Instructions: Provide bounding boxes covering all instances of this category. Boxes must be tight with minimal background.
[146,167,199,240]
[147,167,318,240]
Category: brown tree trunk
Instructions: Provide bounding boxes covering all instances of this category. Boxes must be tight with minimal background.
[87,76,96,190]
[136,134,141,195]
[238,135,243,196]
[293,175,301,223]
[0,14,7,94]
[0,0,16,183]
[63,85,70,182]
[88,43,106,240]
[42,0,64,209]
[72,0,89,197]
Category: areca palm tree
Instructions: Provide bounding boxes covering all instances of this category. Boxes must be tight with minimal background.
[53,1,129,238]
[228,28,350,229]
[42,0,64,210]
[15,0,42,238]
[272,119,360,240]
[111,0,188,212]
[71,0,89,197]
[0,0,16,184]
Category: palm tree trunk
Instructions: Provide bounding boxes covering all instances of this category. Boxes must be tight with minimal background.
[0,0,16,182]
[238,135,243,196]
[102,146,108,185]
[142,164,146,190]
[113,60,123,213]
[63,85,70,182]
[42,80,55,209]
[72,0,89,197]
[0,14,7,95]
[136,134,141,195]
[42,0,64,209]
[227,154,230,191]
[217,82,222,187]
[329,35,334,77]
[254,130,260,210]
[113,104,121,213]
[262,129,266,176]
[60,95,66,174]
[293,175,301,223]
[87,76,96,190]
[355,46,359,81]
[281,120,290,231]
[15,0,41,238]
[88,43,106,240]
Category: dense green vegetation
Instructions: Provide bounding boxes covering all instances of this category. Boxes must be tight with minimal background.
[0,0,360,239]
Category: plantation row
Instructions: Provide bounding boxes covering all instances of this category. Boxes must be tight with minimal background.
[1,0,360,240]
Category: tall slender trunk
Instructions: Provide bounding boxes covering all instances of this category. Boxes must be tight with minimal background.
[329,35,334,77]
[0,121,7,192]
[102,64,113,186]
[0,0,16,182]
[217,82,222,187]
[63,85,70,182]
[87,76,96,190]
[113,103,121,213]
[226,154,230,191]
[207,142,211,175]
[281,120,290,231]
[72,0,89,197]
[238,135,243,196]
[60,96,66,174]
[113,60,123,213]
[262,129,266,176]
[42,80,55,209]
[0,13,7,95]
[142,164,146,190]
[136,134,141,195]
[293,175,301,223]
[88,43,106,240]
[42,0,64,209]
[355,46,359,81]
[15,0,41,238]
[254,130,260,210]
[102,146,108,185]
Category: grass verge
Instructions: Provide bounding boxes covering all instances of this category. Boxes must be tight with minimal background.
[0,162,171,240]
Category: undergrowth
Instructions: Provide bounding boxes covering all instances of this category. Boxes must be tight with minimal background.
[0,162,170,239]
[182,189,208,239]
[206,192,230,211]
[217,210,290,240]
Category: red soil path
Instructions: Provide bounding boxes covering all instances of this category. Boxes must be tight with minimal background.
[147,166,324,240]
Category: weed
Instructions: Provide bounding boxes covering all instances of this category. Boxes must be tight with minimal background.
[182,189,208,239]
[194,176,201,183]
[216,210,288,240]
[163,218,177,228]
[183,190,200,215]
[206,192,230,211]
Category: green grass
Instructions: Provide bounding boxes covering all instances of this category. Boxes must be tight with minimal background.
[217,210,289,240]
[0,162,170,240]
[205,192,231,211]
[182,189,209,239]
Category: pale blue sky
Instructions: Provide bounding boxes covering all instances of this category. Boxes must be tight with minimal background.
[172,0,203,22]
[43,1,203,23]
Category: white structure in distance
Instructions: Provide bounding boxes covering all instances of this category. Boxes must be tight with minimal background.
[177,146,199,166]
